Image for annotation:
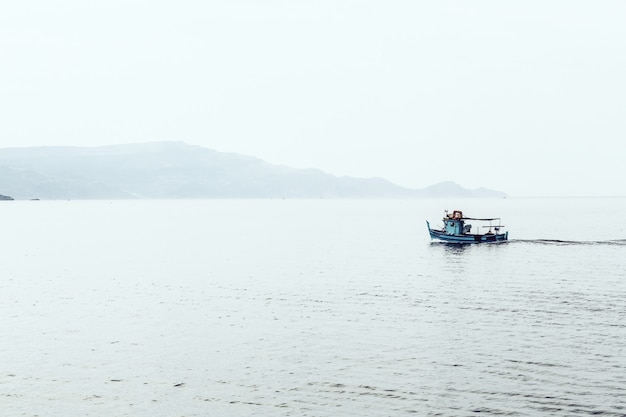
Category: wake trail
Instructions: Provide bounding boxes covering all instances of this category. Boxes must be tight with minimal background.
[512,239,626,246]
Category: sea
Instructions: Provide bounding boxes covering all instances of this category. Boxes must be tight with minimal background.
[1,198,625,417]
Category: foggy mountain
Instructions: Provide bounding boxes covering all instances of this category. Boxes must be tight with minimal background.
[0,142,507,200]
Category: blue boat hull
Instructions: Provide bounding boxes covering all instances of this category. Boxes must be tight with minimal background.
[426,221,508,244]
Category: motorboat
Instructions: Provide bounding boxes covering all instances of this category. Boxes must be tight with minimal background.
[426,210,508,243]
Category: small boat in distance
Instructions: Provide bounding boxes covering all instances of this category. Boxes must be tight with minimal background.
[426,210,508,243]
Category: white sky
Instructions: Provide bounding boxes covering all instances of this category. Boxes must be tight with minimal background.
[1,1,625,196]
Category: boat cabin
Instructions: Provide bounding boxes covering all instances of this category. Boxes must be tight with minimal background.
[444,210,471,235]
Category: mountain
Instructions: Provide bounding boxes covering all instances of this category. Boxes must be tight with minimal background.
[0,142,506,199]
[417,181,507,198]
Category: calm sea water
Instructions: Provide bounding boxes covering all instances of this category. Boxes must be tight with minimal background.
[1,198,625,416]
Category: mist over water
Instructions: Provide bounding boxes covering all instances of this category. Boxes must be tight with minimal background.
[1,198,625,416]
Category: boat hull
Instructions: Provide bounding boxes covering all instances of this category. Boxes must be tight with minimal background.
[426,221,508,244]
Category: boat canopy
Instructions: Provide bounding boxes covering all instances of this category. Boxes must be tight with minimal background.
[444,210,502,222]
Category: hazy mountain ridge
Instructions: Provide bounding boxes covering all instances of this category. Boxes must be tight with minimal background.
[0,142,507,199]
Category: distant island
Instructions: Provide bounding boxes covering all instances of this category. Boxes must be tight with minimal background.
[0,141,507,200]
[0,194,14,200]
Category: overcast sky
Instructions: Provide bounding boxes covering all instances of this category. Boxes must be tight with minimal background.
[1,1,625,196]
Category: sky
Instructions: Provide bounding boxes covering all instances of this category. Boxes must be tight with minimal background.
[1,1,625,197]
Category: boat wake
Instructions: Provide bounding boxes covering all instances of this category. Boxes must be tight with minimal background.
[512,239,626,246]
